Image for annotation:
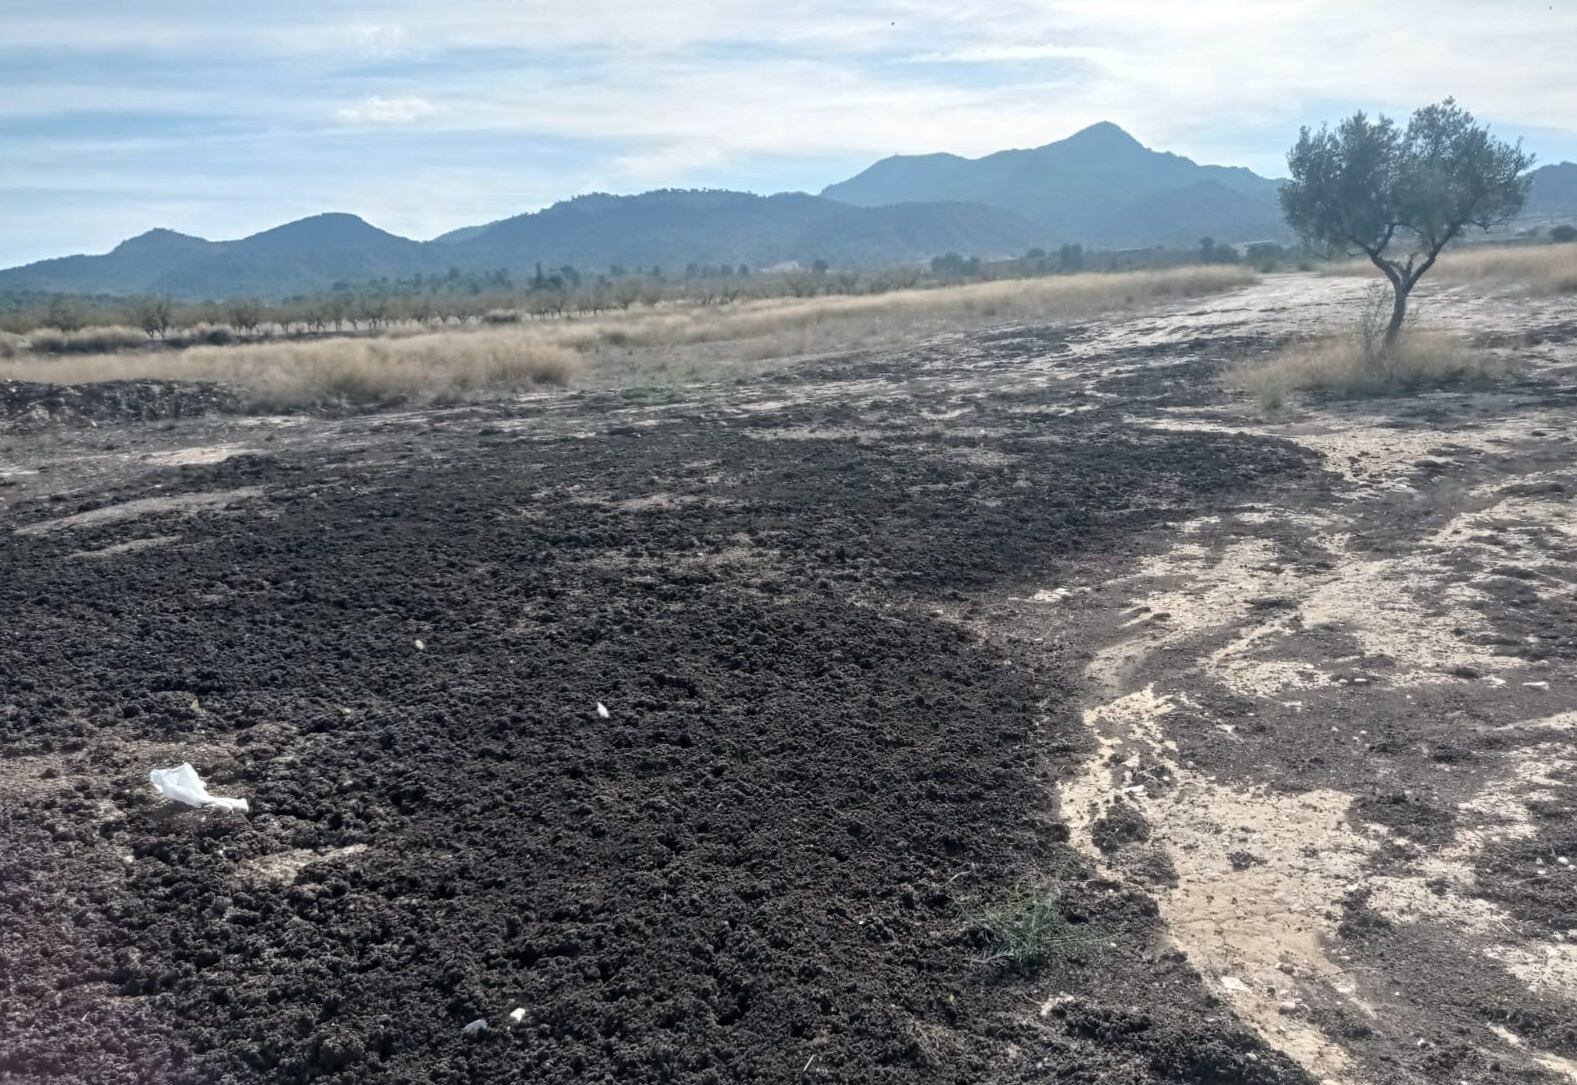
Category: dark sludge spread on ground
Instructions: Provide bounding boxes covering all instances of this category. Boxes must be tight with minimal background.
[2,337,1323,1084]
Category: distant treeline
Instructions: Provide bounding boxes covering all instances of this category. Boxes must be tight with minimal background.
[0,240,1306,340]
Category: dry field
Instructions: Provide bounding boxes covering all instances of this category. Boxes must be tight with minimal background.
[0,266,1254,408]
[5,272,1577,1085]
[1326,241,1577,294]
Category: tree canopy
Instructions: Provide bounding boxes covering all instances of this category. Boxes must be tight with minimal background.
[1280,99,1533,344]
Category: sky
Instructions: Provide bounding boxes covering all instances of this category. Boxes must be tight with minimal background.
[4,0,1577,267]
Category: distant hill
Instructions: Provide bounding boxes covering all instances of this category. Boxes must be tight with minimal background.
[452,190,1040,270]
[0,193,1042,299]
[0,213,441,298]
[430,223,495,245]
[822,122,1289,247]
[1096,180,1288,249]
[1528,162,1577,220]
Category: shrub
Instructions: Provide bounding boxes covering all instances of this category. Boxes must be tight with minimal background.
[173,323,240,348]
[1552,224,1577,244]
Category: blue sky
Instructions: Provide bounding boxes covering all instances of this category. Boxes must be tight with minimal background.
[4,0,1576,267]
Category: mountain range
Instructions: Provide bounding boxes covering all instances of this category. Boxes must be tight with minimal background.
[3,122,1574,300]
[821,121,1288,247]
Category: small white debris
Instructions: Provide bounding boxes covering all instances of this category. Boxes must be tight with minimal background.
[1039,993,1075,1017]
[149,763,249,813]
[1483,676,1507,687]
[462,1018,489,1034]
[414,639,426,651]
[1558,857,1570,867]
[1220,975,1250,994]
[595,701,610,719]
[1277,1000,1300,1015]
[1523,681,1550,691]
[507,1007,527,1024]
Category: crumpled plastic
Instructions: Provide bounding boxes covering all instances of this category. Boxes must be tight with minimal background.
[149,763,249,812]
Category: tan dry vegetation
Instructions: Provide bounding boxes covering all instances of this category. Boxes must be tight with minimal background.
[22,324,152,355]
[1326,242,1577,294]
[1227,329,1515,408]
[4,331,582,408]
[1,265,1256,407]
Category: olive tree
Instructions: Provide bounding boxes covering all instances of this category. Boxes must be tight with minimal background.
[1280,99,1532,348]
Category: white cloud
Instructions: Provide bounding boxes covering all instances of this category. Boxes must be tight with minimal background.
[335,95,436,125]
[5,0,1577,262]
[906,43,1115,64]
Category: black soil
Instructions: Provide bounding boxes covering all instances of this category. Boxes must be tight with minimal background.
[2,335,1316,1083]
[0,379,241,426]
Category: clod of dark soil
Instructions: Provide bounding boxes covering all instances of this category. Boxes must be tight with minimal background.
[1351,791,1458,846]
[1091,801,1153,854]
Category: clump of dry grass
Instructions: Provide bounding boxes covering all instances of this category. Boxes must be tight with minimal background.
[0,331,27,359]
[0,328,580,407]
[1,265,1254,407]
[1228,329,1515,409]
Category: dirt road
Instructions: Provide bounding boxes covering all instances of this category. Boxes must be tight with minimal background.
[3,274,1574,1084]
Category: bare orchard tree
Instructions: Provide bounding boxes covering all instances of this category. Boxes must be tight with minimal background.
[225,297,265,336]
[1280,99,1532,349]
[129,294,175,339]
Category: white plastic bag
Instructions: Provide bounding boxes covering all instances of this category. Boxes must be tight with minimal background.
[149,763,249,813]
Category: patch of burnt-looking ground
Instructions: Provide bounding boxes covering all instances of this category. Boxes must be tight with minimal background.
[1,314,1318,1085]
[0,378,243,427]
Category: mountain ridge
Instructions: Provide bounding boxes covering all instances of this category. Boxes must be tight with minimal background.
[3,123,1574,300]
[819,122,1287,245]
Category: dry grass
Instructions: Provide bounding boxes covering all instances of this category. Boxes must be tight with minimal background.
[0,329,581,407]
[22,324,151,355]
[1325,243,1577,294]
[1428,243,1577,293]
[1,265,1255,407]
[571,265,1256,387]
[1228,329,1516,409]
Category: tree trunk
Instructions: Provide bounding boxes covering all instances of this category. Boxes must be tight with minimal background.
[1383,278,1410,349]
